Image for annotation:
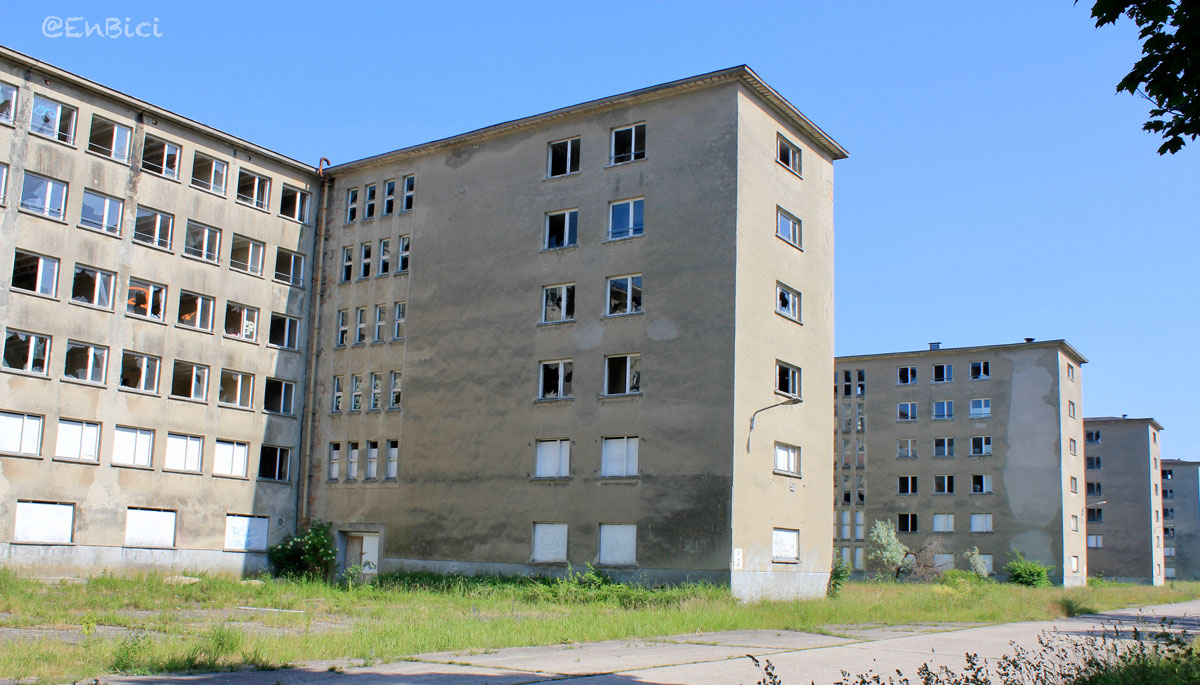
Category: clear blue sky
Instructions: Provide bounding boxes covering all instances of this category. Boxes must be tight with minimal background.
[6,1,1197,457]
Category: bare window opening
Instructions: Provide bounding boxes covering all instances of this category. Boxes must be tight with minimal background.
[171,361,208,400]
[3,329,50,375]
[544,209,578,249]
[183,221,221,262]
[141,135,179,179]
[268,314,299,349]
[611,123,646,164]
[279,186,309,222]
[190,153,227,193]
[548,137,580,177]
[259,446,290,481]
[274,248,304,286]
[777,135,802,175]
[120,351,159,393]
[364,184,376,219]
[236,169,270,209]
[87,117,131,163]
[230,234,265,276]
[605,354,641,396]
[177,292,214,331]
[133,206,173,249]
[64,341,107,383]
[12,250,58,296]
[218,369,253,408]
[125,277,164,319]
[542,284,575,323]
[264,378,294,414]
[402,175,415,211]
[224,303,258,341]
[775,361,800,397]
[539,360,573,399]
[345,188,358,222]
[30,95,76,144]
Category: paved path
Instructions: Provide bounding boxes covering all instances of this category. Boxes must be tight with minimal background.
[102,599,1200,684]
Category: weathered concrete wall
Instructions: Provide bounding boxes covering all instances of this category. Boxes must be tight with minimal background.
[1163,459,1200,580]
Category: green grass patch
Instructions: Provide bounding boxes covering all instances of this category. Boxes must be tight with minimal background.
[0,567,1197,683]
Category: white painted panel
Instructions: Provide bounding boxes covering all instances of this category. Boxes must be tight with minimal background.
[0,412,24,452]
[80,422,99,461]
[55,420,82,459]
[124,508,176,547]
[536,440,568,477]
[772,528,798,560]
[214,441,233,475]
[532,523,567,562]
[113,427,153,467]
[224,515,269,551]
[602,437,637,477]
[14,501,73,543]
[598,523,636,565]
[21,415,41,455]
[165,433,202,471]
[361,533,380,571]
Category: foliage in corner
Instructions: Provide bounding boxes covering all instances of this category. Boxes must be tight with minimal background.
[267,519,336,579]
[867,519,910,581]
[963,545,992,579]
[1086,0,1199,154]
[1005,549,1054,588]
[828,556,851,598]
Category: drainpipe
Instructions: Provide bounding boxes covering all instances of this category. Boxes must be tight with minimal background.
[297,158,332,525]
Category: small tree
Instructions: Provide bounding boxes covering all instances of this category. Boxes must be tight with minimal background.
[828,556,851,598]
[867,519,910,580]
[1004,549,1053,587]
[268,519,336,579]
[907,537,948,582]
[963,546,991,578]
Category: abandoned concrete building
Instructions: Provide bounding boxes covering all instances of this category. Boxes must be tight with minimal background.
[0,47,848,599]
[834,340,1089,585]
[1161,458,1200,580]
[1081,416,1166,584]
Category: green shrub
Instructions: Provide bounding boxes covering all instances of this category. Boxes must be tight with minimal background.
[1004,550,1053,587]
[939,569,993,588]
[828,557,851,597]
[267,519,336,579]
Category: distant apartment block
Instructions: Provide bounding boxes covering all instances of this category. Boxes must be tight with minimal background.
[835,340,1088,585]
[1160,459,1197,580]
[1081,417,1165,584]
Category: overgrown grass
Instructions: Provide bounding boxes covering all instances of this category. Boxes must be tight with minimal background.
[1,567,1197,683]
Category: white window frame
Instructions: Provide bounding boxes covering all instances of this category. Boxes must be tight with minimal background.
[774,442,800,475]
[218,369,254,409]
[389,370,403,409]
[776,207,801,248]
[606,354,642,396]
[398,235,411,272]
[0,82,15,125]
[354,307,367,344]
[3,329,51,375]
[598,523,637,565]
[72,265,115,309]
[279,186,309,222]
[369,372,382,410]
[401,175,415,212]
[335,310,348,346]
[970,513,994,533]
[544,209,579,249]
[331,376,343,413]
[87,116,132,163]
[932,363,953,383]
[213,439,249,478]
[12,249,59,297]
[777,135,802,176]
[347,441,360,480]
[54,418,100,462]
[776,282,800,322]
[932,400,953,420]
[236,169,270,210]
[328,442,341,480]
[20,171,68,220]
[379,238,392,276]
[359,241,372,279]
[607,275,643,316]
[933,474,955,494]
[229,234,265,276]
[350,374,363,411]
[268,313,300,349]
[112,426,154,468]
[934,437,954,457]
[190,152,227,194]
[30,94,77,144]
[80,188,124,234]
[535,438,571,478]
[539,359,573,400]
[970,361,990,380]
[183,221,221,263]
[971,436,993,456]
[608,198,644,240]
[972,473,993,494]
[970,398,991,419]
[393,301,407,340]
[133,206,173,250]
[386,440,399,479]
[610,123,646,165]
[897,402,917,421]
[897,366,917,385]
[542,283,575,323]
[224,302,259,341]
[775,360,800,398]
[0,411,43,456]
[141,135,180,179]
[345,188,358,222]
[119,351,159,393]
[383,179,395,215]
[897,475,917,494]
[366,441,379,479]
[63,340,107,384]
[364,183,376,219]
[548,136,581,177]
[601,436,639,478]
[164,433,203,472]
[170,360,209,401]
[177,291,214,331]
[374,304,388,342]
[932,513,955,533]
[274,248,304,286]
[264,378,295,415]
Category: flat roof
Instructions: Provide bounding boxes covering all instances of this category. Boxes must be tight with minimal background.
[327,65,849,174]
[1084,416,1165,431]
[0,44,317,176]
[836,339,1088,366]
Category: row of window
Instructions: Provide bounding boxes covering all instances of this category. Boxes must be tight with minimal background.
[10,252,302,347]
[895,512,997,534]
[0,411,290,480]
[1,332,296,412]
[1,82,309,220]
[331,371,403,413]
[339,237,411,281]
[896,473,996,495]
[544,122,648,181]
[326,440,399,481]
[896,436,995,458]
[10,501,271,551]
[7,171,307,286]
[345,176,415,223]
[536,354,645,400]
[530,436,643,479]
[896,400,994,422]
[895,362,991,385]
[531,522,642,566]
[334,303,407,347]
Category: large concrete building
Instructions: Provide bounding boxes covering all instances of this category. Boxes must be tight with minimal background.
[0,48,848,599]
[834,340,1089,585]
[1160,459,1198,580]
[0,47,319,573]
[305,68,847,599]
[1081,416,1165,584]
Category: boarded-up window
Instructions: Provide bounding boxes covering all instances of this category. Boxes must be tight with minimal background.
[772,528,799,561]
[0,411,43,455]
[532,523,567,562]
[14,501,73,543]
[601,437,638,477]
[535,440,570,478]
[55,419,99,462]
[124,508,176,548]
[224,514,269,551]
[112,426,153,467]
[165,433,203,472]
[214,440,249,477]
[598,523,636,565]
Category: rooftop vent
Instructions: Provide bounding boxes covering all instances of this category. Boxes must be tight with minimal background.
[929,342,941,350]
[1024,337,1035,343]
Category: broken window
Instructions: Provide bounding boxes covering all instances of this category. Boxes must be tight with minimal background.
[932,363,953,383]
[341,246,353,282]
[264,378,294,414]
[141,135,180,179]
[87,116,131,163]
[269,313,299,349]
[259,446,289,481]
[897,402,917,421]
[120,351,159,393]
[177,291,214,331]
[20,172,68,220]
[777,135,801,175]
[898,475,917,495]
[335,310,348,346]
[345,188,359,222]
[934,437,954,457]
[379,238,391,275]
[607,275,643,316]
[542,284,575,323]
[0,82,15,124]
[776,207,801,248]
[606,354,641,396]
[775,361,799,398]
[389,371,402,408]
[374,304,387,342]
[354,307,367,344]
[2,329,49,375]
[401,175,415,211]
[224,303,258,341]
[970,360,990,380]
[544,209,578,250]
[932,400,953,420]
[63,341,107,384]
[190,153,227,193]
[236,169,270,210]
[539,360,573,400]
[279,186,309,222]
[897,366,917,385]
[274,248,304,286]
[897,513,917,534]
[170,360,208,400]
[776,282,800,321]
[230,234,265,276]
[393,302,406,339]
[610,123,645,164]
[369,372,382,410]
[971,436,992,456]
[972,474,992,494]
[11,250,58,296]
[398,235,411,271]
[536,439,571,478]
[125,277,165,320]
[183,221,221,262]
[387,440,399,478]
[30,95,76,144]
[218,369,253,408]
[330,376,343,412]
[774,442,800,474]
[80,189,123,234]
[601,437,639,477]
[134,206,173,249]
[609,198,644,240]
[359,242,372,278]
[383,179,395,215]
[897,439,917,459]
[548,137,581,177]
[350,374,363,411]
[364,184,376,219]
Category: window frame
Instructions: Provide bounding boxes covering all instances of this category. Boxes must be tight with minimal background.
[218,368,254,409]
[229,234,265,277]
[774,441,801,475]
[62,340,108,384]
[119,351,160,394]
[87,116,132,164]
[0,410,43,456]
[72,264,115,310]
[610,123,646,165]
[544,209,579,250]
[775,360,801,399]
[279,186,309,223]
[190,152,228,194]
[542,283,576,324]
[608,198,645,240]
[79,188,124,235]
[133,206,174,250]
[263,378,295,415]
[535,438,571,478]
[141,135,180,180]
[970,361,990,380]
[547,137,581,177]
[897,402,917,422]
[776,207,802,248]
[606,354,643,396]
[235,168,271,210]
[3,328,51,376]
[776,282,800,322]
[11,249,59,297]
[170,360,209,402]
[268,313,300,350]
[607,274,644,317]
[112,425,154,468]
[30,94,77,145]
[54,418,100,462]
[213,439,250,478]
[20,171,68,220]
[183,221,221,263]
[538,359,573,400]
[971,436,993,456]
[164,432,202,473]
[601,436,639,478]
[969,398,992,419]
[345,188,359,223]
[274,248,305,286]
[777,135,802,176]
[223,302,259,342]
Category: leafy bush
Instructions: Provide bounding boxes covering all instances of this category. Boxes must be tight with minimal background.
[267,519,336,579]
[867,519,910,581]
[940,569,993,588]
[828,556,852,597]
[1005,550,1053,588]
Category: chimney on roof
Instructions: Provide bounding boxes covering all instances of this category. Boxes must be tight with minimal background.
[1123,414,1128,419]
[929,342,941,350]
[1024,337,1035,343]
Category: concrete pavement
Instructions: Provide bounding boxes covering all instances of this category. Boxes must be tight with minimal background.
[103,599,1200,684]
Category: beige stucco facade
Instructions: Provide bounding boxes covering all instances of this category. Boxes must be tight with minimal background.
[0,47,318,574]
[835,340,1089,586]
[1083,417,1165,584]
[306,69,845,600]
